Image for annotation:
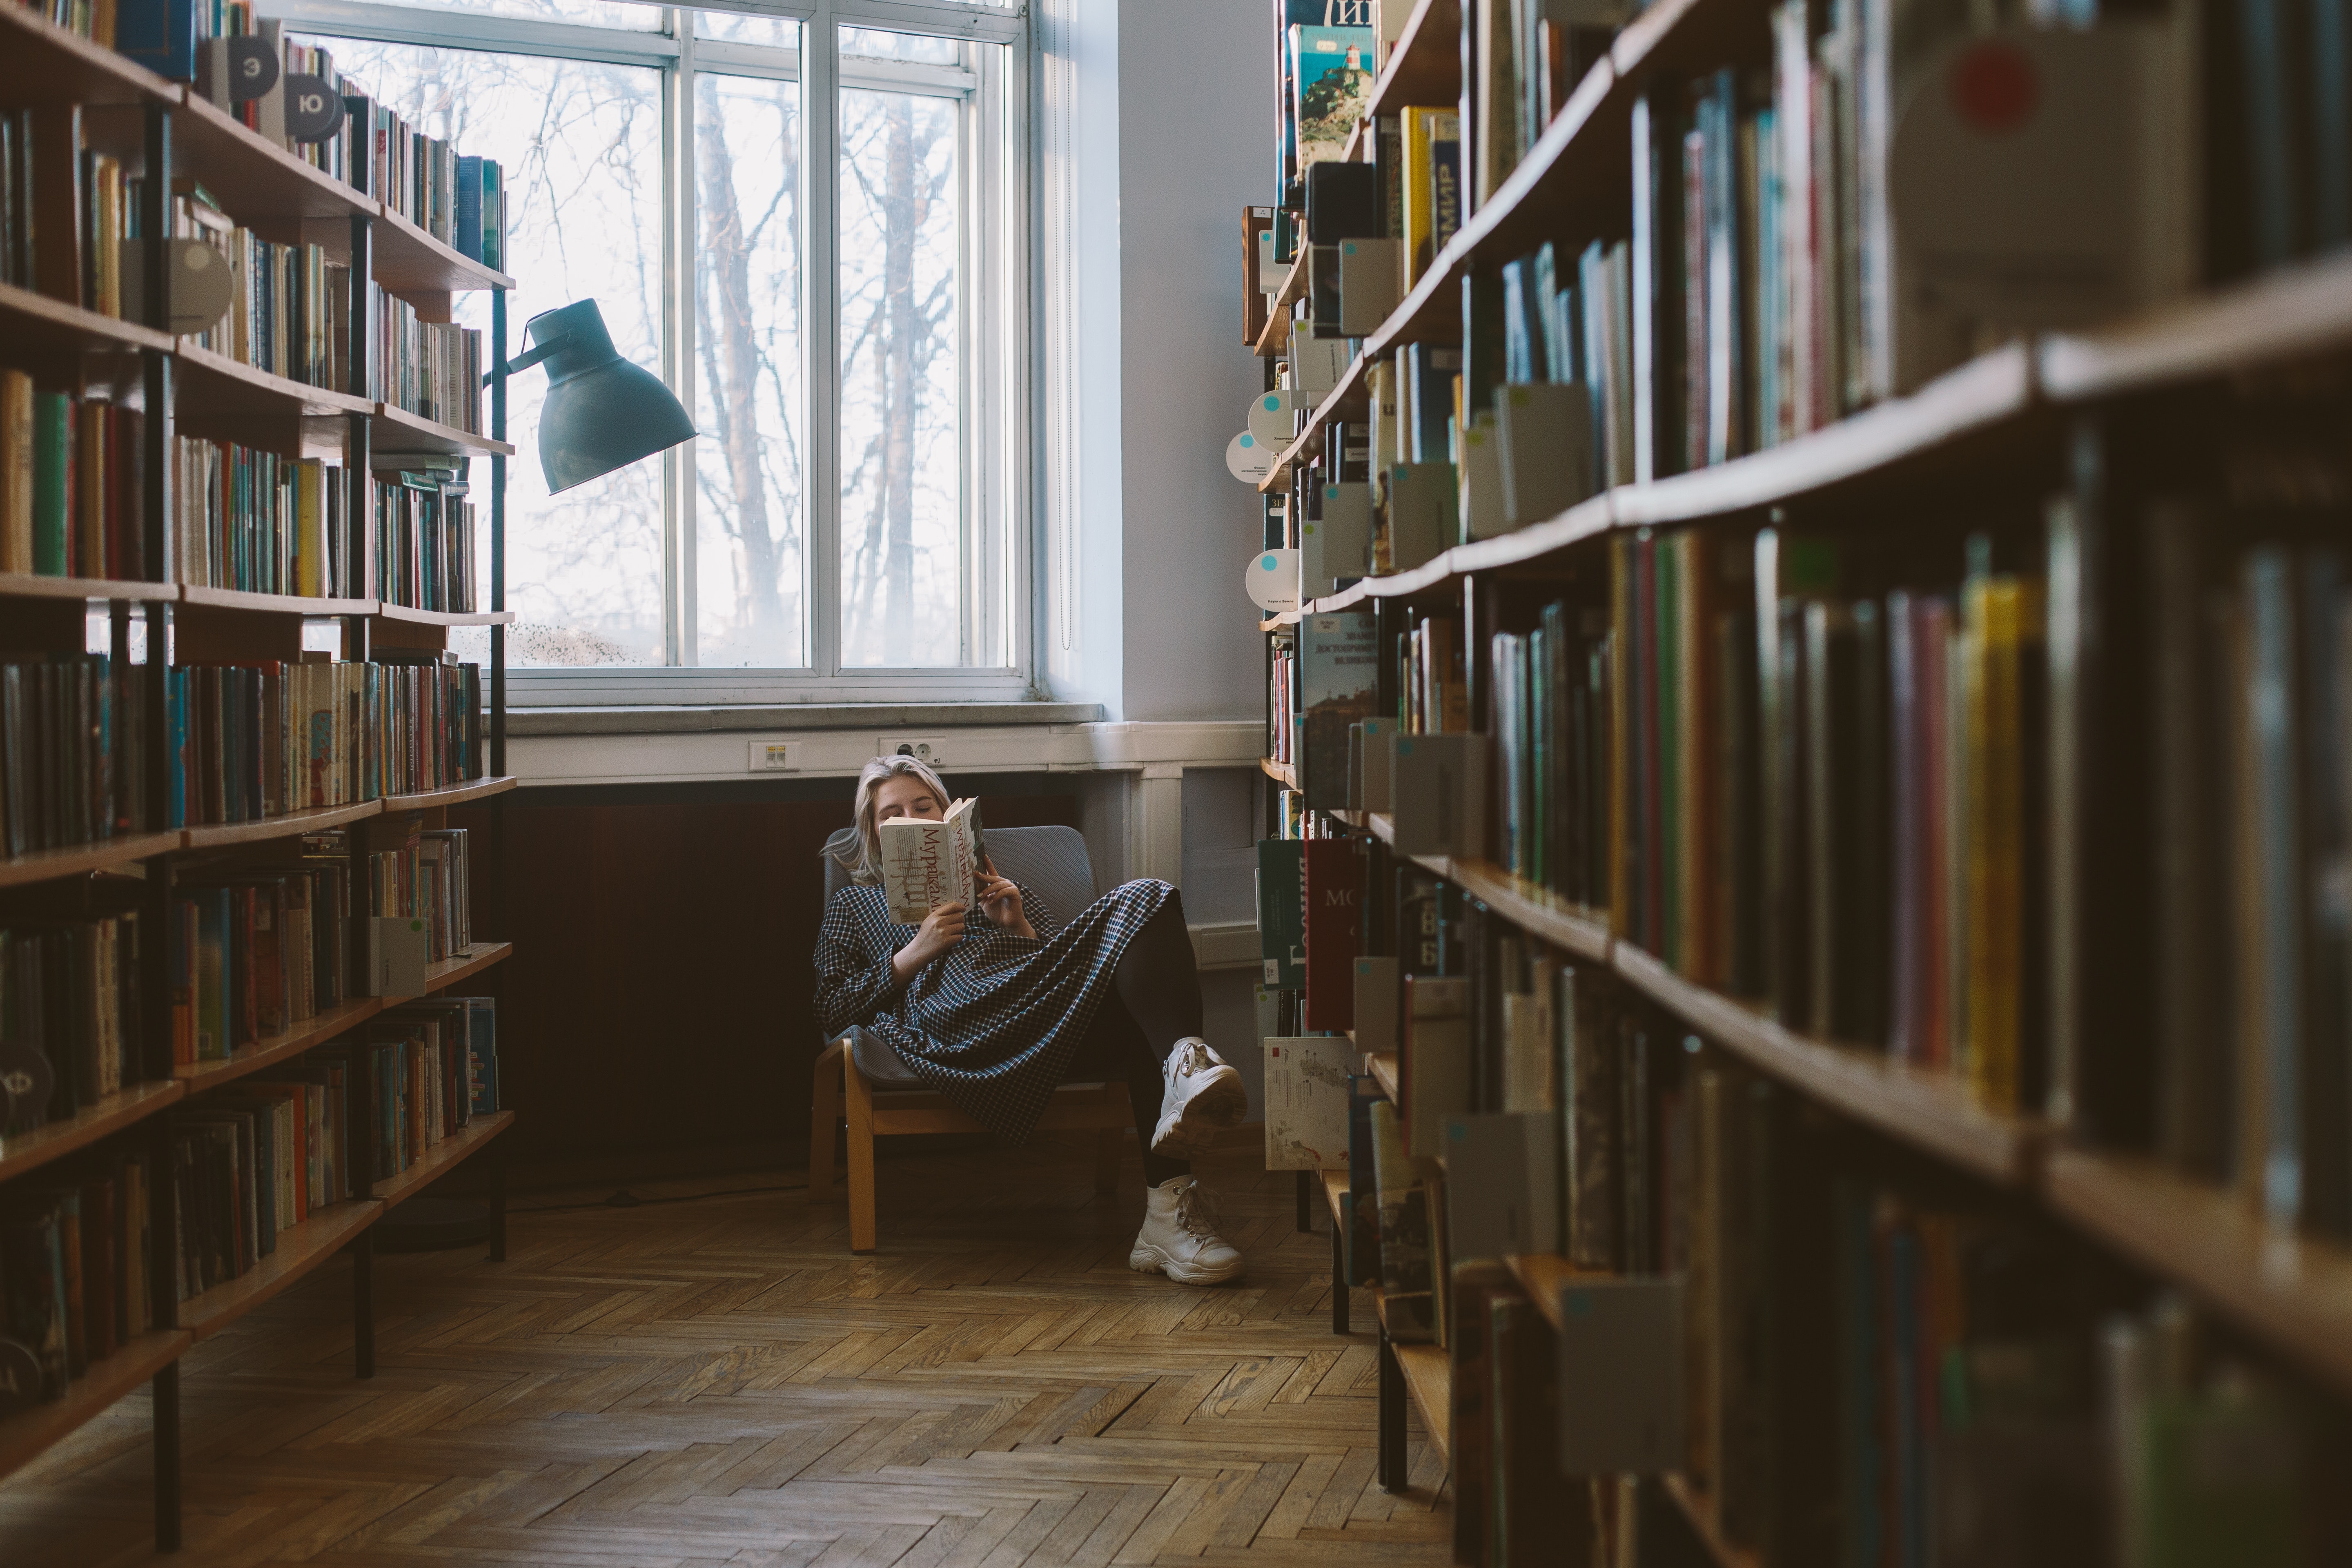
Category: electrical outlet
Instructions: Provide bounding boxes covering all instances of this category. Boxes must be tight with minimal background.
[748,740,797,772]
[878,737,946,767]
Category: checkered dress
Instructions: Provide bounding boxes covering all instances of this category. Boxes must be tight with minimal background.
[814,875,1178,1142]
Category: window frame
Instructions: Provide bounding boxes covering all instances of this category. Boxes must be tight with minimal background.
[270,0,1034,704]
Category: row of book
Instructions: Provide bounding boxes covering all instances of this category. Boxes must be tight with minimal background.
[0,999,502,1403]
[0,908,153,1132]
[0,377,148,581]
[367,822,474,966]
[175,437,479,608]
[19,0,509,270]
[375,468,477,614]
[0,656,149,858]
[1263,861,2333,1564]
[371,284,485,435]
[179,211,347,394]
[167,655,486,828]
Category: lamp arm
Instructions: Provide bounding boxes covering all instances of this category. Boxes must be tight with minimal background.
[482,330,570,387]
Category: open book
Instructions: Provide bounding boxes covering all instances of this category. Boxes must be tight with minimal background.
[878,797,986,924]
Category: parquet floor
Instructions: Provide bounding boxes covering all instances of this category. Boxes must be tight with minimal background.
[0,1136,1448,1567]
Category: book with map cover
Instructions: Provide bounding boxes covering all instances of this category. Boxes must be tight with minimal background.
[879,798,984,924]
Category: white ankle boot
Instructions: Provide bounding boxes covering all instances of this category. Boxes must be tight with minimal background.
[1151,1037,1247,1155]
[1129,1174,1245,1285]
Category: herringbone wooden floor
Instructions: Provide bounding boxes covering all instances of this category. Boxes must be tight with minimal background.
[0,1136,1447,1566]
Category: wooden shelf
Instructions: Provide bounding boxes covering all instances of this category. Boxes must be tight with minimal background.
[180,797,383,852]
[0,829,183,890]
[382,775,521,813]
[1662,1474,1763,1568]
[370,205,515,297]
[176,996,384,1092]
[177,584,379,617]
[372,402,517,459]
[1408,854,1611,962]
[1258,757,1298,791]
[1610,943,2038,1188]
[173,341,371,421]
[1366,0,1461,118]
[0,1328,191,1485]
[0,6,171,110]
[1505,1253,1605,1333]
[1367,1051,1400,1103]
[0,572,176,603]
[2042,1149,2352,1403]
[1321,1168,1351,1228]
[180,1199,381,1342]
[375,603,515,627]
[0,280,173,356]
[2038,245,2352,401]
[169,89,375,227]
[0,1078,187,1185]
[376,1109,514,1208]
[423,941,513,994]
[1254,250,1310,356]
[1610,344,2036,530]
[1392,1336,1450,1462]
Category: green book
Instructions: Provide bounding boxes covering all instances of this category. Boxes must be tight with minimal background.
[1255,838,1306,990]
[31,391,69,575]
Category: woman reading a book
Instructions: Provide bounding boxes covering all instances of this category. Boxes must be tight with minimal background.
[815,754,1249,1284]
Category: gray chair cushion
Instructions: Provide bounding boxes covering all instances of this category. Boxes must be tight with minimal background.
[824,824,1098,1090]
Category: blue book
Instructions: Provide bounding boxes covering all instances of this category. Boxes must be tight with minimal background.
[454,156,483,263]
[480,160,502,271]
[114,0,197,81]
[166,668,187,829]
[464,998,499,1116]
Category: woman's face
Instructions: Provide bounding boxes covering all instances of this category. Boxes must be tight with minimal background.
[873,774,946,825]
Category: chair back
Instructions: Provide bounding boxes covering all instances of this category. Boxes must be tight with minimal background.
[822,822,1097,928]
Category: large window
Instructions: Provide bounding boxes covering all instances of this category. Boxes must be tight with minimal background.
[281,0,1027,698]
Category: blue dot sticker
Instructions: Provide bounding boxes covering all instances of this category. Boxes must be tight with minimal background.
[1343,242,1357,255]
[1263,395,1281,411]
[1240,434,1255,448]
[1325,485,1339,498]
[1261,555,1278,570]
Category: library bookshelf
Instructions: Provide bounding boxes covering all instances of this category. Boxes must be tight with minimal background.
[0,7,518,1550]
[1256,0,2352,1556]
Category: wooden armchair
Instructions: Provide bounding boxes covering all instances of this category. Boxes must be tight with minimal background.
[808,824,1132,1252]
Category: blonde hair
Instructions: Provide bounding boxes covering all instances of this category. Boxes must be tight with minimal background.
[829,753,953,885]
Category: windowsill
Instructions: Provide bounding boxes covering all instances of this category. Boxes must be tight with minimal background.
[505,700,1105,738]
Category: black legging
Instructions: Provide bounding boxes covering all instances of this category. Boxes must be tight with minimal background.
[1066,890,1205,1187]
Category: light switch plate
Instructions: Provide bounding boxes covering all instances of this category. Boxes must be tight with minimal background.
[748,740,797,771]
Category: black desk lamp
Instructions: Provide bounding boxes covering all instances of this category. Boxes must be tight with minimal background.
[488,299,697,492]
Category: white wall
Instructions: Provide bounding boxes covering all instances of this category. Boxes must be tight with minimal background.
[1116,0,1273,723]
[1043,0,1273,724]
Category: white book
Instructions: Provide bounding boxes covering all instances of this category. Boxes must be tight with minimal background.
[1265,1035,1354,1170]
[878,797,984,924]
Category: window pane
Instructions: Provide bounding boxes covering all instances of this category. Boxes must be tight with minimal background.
[694,7,797,45]
[694,67,806,667]
[837,77,962,667]
[840,26,961,65]
[352,0,662,28]
[294,38,668,667]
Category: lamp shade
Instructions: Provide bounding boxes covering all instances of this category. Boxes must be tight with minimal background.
[522,301,696,494]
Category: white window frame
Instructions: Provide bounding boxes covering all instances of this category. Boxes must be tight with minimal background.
[268,0,1034,705]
